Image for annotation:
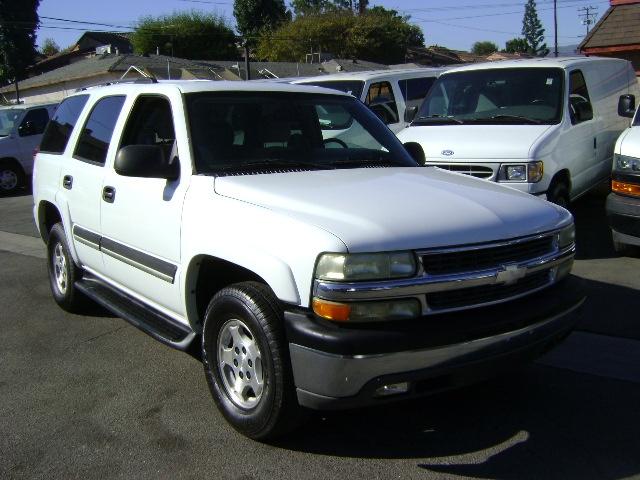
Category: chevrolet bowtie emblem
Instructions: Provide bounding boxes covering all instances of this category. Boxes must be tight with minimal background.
[496,264,527,285]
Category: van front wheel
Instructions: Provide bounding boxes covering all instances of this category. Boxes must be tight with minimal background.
[548,182,570,209]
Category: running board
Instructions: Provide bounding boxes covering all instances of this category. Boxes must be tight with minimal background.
[75,275,197,351]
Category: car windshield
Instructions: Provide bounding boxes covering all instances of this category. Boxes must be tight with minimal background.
[0,108,24,136]
[414,67,564,125]
[185,92,417,175]
[297,80,365,98]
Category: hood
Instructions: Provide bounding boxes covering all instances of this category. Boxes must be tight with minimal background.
[397,124,553,160]
[214,167,569,252]
[618,126,640,159]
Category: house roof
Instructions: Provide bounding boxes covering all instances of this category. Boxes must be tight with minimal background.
[203,61,325,79]
[580,3,640,51]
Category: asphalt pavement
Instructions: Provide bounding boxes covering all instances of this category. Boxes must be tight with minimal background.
[1,188,639,480]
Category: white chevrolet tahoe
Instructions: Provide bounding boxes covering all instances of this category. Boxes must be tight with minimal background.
[33,80,584,440]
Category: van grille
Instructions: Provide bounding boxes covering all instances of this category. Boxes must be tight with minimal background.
[429,164,494,179]
[426,270,551,311]
[421,236,555,276]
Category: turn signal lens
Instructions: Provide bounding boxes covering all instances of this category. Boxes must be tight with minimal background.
[312,298,351,322]
[612,180,640,197]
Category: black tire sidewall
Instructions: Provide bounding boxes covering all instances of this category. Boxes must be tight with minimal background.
[202,285,287,439]
[47,223,82,310]
[548,182,570,209]
[0,161,24,194]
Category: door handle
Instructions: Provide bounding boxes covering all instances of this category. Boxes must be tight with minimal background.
[594,137,597,149]
[102,186,116,203]
[62,175,73,190]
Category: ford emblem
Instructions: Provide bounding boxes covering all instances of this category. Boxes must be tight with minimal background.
[441,149,454,156]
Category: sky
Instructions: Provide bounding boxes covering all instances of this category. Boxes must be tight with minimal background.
[35,0,611,53]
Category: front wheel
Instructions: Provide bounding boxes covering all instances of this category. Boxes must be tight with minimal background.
[201,282,303,440]
[548,181,570,209]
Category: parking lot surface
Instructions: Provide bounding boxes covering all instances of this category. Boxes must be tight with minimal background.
[1,189,639,480]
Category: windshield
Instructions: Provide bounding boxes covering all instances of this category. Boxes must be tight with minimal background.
[185,92,416,175]
[415,68,564,125]
[297,80,365,98]
[0,108,24,136]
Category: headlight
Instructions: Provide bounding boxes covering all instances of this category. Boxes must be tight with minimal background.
[498,161,543,182]
[557,223,575,249]
[614,153,640,172]
[315,252,417,281]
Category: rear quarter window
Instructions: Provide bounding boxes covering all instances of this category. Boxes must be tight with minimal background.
[40,95,89,154]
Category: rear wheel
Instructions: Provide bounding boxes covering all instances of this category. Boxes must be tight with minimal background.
[202,282,304,440]
[0,160,24,195]
[47,223,87,312]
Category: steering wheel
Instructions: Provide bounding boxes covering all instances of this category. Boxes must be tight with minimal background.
[323,138,348,148]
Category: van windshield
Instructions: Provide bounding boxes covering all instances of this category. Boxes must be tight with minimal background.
[185,92,416,175]
[414,68,564,125]
[297,80,365,98]
[0,108,24,136]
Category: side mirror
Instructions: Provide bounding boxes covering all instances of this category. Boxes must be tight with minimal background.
[18,121,35,137]
[115,145,179,180]
[403,142,425,165]
[404,106,418,123]
[574,101,593,123]
[618,94,636,118]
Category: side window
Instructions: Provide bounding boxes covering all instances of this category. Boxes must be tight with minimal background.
[569,70,593,125]
[398,77,437,109]
[19,108,49,136]
[74,96,126,165]
[40,95,89,154]
[120,96,176,161]
[365,81,399,125]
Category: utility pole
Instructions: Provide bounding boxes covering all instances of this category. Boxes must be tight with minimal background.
[244,42,251,81]
[578,6,598,36]
[553,0,558,57]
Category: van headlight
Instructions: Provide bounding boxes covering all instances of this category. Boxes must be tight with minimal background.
[314,252,417,281]
[499,161,543,182]
[614,153,640,172]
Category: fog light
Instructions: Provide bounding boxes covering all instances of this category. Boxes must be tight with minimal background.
[374,382,410,397]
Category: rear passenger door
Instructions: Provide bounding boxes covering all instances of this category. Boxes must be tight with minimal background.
[365,81,402,132]
[99,93,188,317]
[59,95,127,272]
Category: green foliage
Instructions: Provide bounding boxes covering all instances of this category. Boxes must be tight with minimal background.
[471,41,498,56]
[40,38,60,57]
[131,11,237,60]
[257,7,424,63]
[291,0,335,16]
[522,0,549,57]
[0,0,41,84]
[504,37,529,54]
[233,0,290,46]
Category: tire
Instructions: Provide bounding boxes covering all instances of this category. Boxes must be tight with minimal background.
[201,281,303,440]
[613,238,639,257]
[0,160,25,195]
[548,181,570,209]
[47,223,87,312]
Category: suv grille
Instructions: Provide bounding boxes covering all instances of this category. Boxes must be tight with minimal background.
[429,164,494,179]
[426,270,551,311]
[421,236,554,276]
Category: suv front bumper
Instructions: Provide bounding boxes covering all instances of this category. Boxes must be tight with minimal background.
[285,275,584,410]
[607,192,640,247]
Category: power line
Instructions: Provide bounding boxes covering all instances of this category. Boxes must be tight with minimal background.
[578,5,598,35]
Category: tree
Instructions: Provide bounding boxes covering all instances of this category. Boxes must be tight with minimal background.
[471,41,498,56]
[522,0,549,57]
[504,37,529,54]
[131,11,237,60]
[0,0,41,101]
[256,7,424,64]
[233,0,290,46]
[291,0,335,16]
[40,38,60,57]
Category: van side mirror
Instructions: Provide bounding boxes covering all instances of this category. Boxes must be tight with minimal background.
[404,106,419,123]
[18,121,36,137]
[403,142,425,165]
[618,94,636,118]
[574,101,593,123]
[115,145,179,180]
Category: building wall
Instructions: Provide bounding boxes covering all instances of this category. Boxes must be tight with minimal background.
[1,73,121,105]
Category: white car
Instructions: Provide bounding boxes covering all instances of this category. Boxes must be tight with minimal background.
[33,79,583,440]
[0,102,57,194]
[293,68,448,133]
[397,57,639,207]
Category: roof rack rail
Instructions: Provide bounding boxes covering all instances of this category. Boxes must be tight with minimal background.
[75,66,158,92]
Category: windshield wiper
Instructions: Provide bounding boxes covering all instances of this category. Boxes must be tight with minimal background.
[469,114,542,125]
[412,115,464,125]
[213,158,330,172]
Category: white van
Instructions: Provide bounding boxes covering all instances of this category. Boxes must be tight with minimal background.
[0,102,58,194]
[397,57,639,206]
[293,68,448,133]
